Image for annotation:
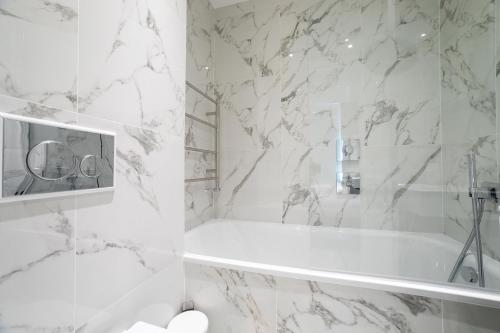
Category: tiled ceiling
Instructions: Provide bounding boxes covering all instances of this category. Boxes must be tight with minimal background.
[209,0,248,8]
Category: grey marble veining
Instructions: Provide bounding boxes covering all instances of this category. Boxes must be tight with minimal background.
[360,0,440,147]
[441,0,500,260]
[217,148,282,221]
[184,264,500,333]
[0,95,79,332]
[0,0,78,112]
[186,263,500,333]
[278,279,442,333]
[213,0,447,230]
[0,94,77,124]
[0,0,186,332]
[215,1,280,80]
[0,198,76,333]
[218,76,281,151]
[441,0,496,144]
[74,113,184,328]
[189,0,500,331]
[186,264,277,333]
[187,0,216,96]
[78,0,185,136]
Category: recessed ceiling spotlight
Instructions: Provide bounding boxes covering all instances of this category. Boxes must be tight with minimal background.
[289,53,294,58]
[345,38,350,42]
[347,44,353,49]
[420,33,427,38]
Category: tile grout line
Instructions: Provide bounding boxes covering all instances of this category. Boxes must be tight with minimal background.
[438,0,445,237]
[441,298,445,333]
[73,0,80,331]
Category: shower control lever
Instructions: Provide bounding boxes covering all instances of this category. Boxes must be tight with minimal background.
[471,182,500,202]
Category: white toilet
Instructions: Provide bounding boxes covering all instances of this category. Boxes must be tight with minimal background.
[125,310,208,333]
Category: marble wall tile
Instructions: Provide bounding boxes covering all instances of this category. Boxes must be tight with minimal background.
[167,0,187,25]
[281,103,361,227]
[281,1,362,226]
[277,278,443,333]
[0,198,76,333]
[186,182,216,231]
[280,0,361,57]
[440,0,498,259]
[441,0,496,145]
[74,0,187,323]
[217,148,282,222]
[185,263,277,333]
[215,0,458,238]
[280,49,312,225]
[187,0,215,96]
[186,264,500,333]
[212,0,445,230]
[282,142,444,231]
[78,0,185,136]
[76,0,186,328]
[497,0,500,170]
[278,0,364,226]
[281,62,364,226]
[0,85,79,333]
[361,144,443,232]
[0,0,78,112]
[215,0,280,81]
[360,0,440,147]
[0,94,78,124]
[219,76,281,151]
[76,261,184,333]
[214,1,282,223]
[75,116,184,327]
[0,0,186,332]
[215,0,277,19]
[210,1,283,223]
[443,301,500,333]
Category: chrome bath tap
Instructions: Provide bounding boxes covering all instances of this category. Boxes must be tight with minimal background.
[448,153,500,287]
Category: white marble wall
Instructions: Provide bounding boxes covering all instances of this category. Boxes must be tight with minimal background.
[185,0,217,231]
[215,0,282,222]
[185,1,500,332]
[186,0,500,251]
[440,0,500,260]
[214,0,443,232]
[186,263,500,333]
[0,0,186,332]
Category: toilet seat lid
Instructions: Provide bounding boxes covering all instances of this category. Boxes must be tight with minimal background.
[167,311,208,333]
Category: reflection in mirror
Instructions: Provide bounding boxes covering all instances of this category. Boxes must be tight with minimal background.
[80,154,102,178]
[26,140,76,181]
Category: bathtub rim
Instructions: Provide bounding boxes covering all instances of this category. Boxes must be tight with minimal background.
[184,220,500,309]
[184,252,500,309]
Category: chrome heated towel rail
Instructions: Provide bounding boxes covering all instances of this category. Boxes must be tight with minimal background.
[185,81,220,191]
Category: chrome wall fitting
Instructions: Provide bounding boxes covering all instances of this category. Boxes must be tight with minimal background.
[0,113,115,201]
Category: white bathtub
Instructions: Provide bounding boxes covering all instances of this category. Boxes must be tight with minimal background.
[184,219,500,308]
